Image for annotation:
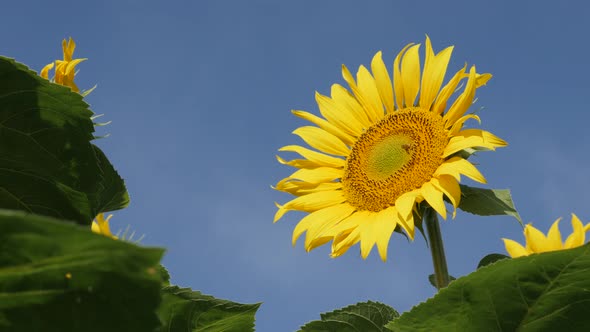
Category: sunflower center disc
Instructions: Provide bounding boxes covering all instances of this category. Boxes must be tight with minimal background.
[343,107,447,212]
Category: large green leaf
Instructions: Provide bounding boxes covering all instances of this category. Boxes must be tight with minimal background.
[0,56,128,224]
[387,244,590,331]
[157,286,261,332]
[0,209,165,332]
[299,301,399,332]
[457,185,522,223]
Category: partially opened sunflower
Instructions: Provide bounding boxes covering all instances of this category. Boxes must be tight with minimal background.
[274,37,507,261]
[40,37,87,93]
[503,214,590,258]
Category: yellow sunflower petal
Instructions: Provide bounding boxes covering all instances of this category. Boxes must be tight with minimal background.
[274,190,346,222]
[431,175,460,218]
[284,167,342,184]
[330,211,373,254]
[443,65,478,127]
[401,44,421,108]
[292,110,356,146]
[62,37,76,62]
[293,126,350,156]
[432,65,467,115]
[64,58,87,76]
[40,62,54,79]
[279,145,344,168]
[330,84,372,128]
[564,214,586,249]
[331,227,361,258]
[393,43,414,109]
[91,213,116,239]
[358,213,381,259]
[274,180,342,196]
[444,129,507,157]
[292,204,355,247]
[315,92,364,137]
[434,157,486,184]
[371,51,394,113]
[356,65,384,123]
[276,155,318,169]
[421,181,447,220]
[395,189,422,221]
[397,209,416,240]
[545,218,564,251]
[375,206,400,261]
[341,65,380,124]
[304,203,356,250]
[524,224,550,253]
[476,73,492,87]
[503,238,529,258]
[419,36,454,110]
[449,114,481,136]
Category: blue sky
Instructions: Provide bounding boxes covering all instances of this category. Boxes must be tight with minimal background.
[4,1,590,330]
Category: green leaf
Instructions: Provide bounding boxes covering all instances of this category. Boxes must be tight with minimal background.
[457,185,522,223]
[0,209,165,332]
[427,274,456,289]
[157,286,261,332]
[157,264,171,286]
[386,244,590,332]
[299,301,399,332]
[477,253,509,269]
[0,56,128,224]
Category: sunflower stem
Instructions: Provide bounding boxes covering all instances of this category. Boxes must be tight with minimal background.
[424,207,450,290]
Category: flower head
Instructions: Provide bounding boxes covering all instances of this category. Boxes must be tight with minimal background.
[40,37,87,93]
[503,214,590,258]
[274,37,506,261]
[91,213,118,239]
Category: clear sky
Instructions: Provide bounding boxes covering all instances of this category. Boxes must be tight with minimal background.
[4,1,590,331]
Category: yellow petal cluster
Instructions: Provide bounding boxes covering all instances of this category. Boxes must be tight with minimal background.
[274,37,506,261]
[503,214,590,258]
[91,213,118,239]
[40,37,87,93]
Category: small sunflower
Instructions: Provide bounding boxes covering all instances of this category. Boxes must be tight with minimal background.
[503,214,590,258]
[91,213,118,239]
[40,37,87,93]
[274,37,507,261]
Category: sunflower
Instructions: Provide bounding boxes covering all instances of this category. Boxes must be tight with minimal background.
[274,37,507,261]
[40,37,87,93]
[503,214,590,258]
[91,213,118,239]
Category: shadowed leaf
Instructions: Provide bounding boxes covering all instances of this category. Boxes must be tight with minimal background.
[300,301,398,332]
[387,245,590,331]
[0,209,164,332]
[157,286,261,332]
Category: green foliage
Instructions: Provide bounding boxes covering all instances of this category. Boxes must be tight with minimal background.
[427,274,456,289]
[386,245,590,332]
[477,253,509,269]
[457,185,522,223]
[0,53,262,331]
[0,209,164,332]
[157,286,261,332]
[0,56,128,225]
[299,301,398,332]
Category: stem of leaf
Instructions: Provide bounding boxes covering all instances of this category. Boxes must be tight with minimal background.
[424,207,450,290]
